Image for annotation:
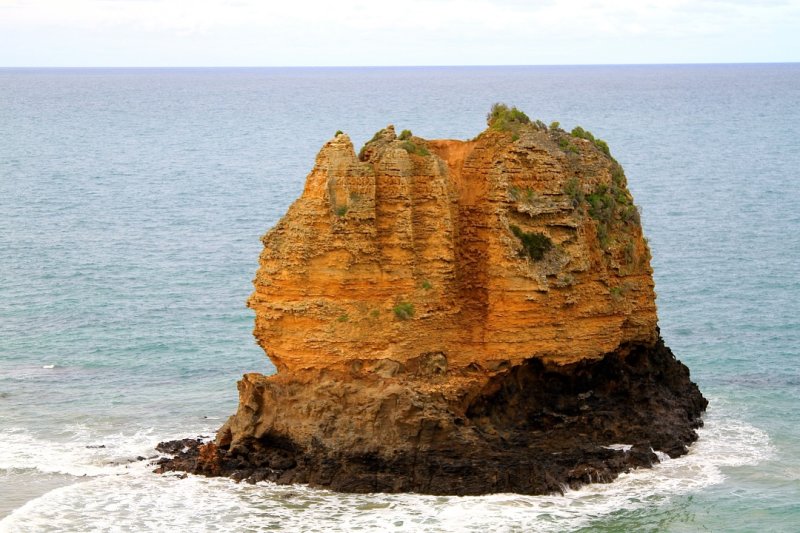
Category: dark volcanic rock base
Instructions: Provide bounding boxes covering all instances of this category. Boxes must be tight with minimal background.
[156,339,707,495]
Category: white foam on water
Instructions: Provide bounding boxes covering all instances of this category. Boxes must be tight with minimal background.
[604,444,633,452]
[0,425,210,478]
[0,407,774,533]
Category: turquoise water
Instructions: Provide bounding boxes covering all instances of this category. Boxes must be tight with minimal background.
[1,65,798,531]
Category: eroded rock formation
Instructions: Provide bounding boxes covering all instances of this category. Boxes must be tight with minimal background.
[157,109,707,495]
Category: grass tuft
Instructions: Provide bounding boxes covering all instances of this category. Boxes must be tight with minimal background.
[393,302,415,320]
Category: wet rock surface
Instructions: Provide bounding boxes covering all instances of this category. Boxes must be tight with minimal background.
[156,339,706,495]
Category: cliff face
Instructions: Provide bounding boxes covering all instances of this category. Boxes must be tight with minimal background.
[248,125,656,375]
[157,112,706,495]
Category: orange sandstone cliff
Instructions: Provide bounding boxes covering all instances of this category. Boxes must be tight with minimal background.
[157,108,707,495]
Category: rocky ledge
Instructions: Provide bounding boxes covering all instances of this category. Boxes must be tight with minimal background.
[156,105,707,495]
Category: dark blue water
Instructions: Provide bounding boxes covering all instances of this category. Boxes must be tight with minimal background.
[1,65,799,531]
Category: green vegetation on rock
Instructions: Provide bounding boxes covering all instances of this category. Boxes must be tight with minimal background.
[564,177,584,207]
[393,302,415,320]
[358,128,387,160]
[585,178,639,248]
[401,140,430,156]
[571,126,612,157]
[487,103,531,133]
[559,138,579,154]
[510,225,553,260]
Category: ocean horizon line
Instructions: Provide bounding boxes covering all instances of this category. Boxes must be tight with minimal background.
[1,61,798,71]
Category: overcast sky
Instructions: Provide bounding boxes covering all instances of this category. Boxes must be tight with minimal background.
[1,0,798,67]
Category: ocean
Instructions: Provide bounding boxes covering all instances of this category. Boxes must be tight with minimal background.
[0,64,798,532]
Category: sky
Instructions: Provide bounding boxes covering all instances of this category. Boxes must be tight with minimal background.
[1,0,798,67]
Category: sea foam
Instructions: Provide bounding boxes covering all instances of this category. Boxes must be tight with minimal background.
[0,405,773,533]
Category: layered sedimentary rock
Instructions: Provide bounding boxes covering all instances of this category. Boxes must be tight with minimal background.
[157,111,707,495]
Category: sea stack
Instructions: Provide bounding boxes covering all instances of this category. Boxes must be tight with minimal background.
[157,105,707,495]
